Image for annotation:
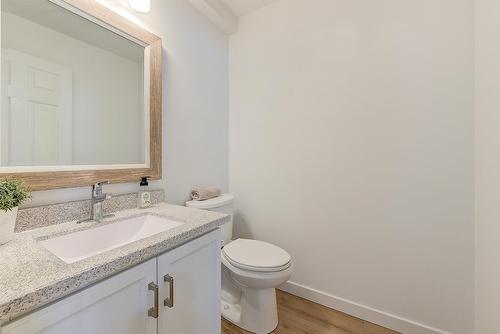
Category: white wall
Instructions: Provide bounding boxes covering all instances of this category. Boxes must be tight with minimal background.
[20,0,229,206]
[229,1,474,333]
[2,12,144,165]
[475,0,500,332]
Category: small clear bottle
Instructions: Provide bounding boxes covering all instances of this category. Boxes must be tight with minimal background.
[138,176,151,209]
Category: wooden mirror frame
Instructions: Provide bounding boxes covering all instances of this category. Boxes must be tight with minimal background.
[0,0,162,191]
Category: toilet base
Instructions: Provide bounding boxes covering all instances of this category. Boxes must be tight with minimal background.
[221,287,278,334]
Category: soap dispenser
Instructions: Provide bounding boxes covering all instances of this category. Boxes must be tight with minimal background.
[138,176,151,209]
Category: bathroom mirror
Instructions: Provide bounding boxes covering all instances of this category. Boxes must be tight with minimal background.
[0,0,162,190]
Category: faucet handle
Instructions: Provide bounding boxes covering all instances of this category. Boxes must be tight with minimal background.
[95,180,110,187]
[92,181,110,196]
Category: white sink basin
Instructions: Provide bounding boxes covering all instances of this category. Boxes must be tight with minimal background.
[39,214,184,263]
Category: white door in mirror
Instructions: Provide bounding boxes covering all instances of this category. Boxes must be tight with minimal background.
[39,215,184,263]
[2,49,72,166]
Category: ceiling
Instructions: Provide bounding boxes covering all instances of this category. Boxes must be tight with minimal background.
[221,0,278,16]
[3,0,144,62]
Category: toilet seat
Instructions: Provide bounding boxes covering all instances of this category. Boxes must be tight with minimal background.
[222,239,291,272]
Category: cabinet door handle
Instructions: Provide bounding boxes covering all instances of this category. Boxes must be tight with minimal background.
[164,274,174,308]
[148,282,159,318]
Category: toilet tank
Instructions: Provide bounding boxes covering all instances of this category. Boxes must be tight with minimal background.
[185,194,234,246]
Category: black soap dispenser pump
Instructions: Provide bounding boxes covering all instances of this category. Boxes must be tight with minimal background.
[138,176,151,209]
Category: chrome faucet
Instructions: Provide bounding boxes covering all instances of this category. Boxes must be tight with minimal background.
[78,181,114,223]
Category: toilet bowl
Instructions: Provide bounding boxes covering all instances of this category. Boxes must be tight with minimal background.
[221,238,292,333]
[186,194,293,334]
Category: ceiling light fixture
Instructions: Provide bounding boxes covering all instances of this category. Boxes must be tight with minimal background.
[129,0,151,13]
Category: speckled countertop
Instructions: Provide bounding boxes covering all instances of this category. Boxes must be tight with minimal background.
[0,202,229,325]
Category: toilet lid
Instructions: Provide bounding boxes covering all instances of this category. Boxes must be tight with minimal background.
[222,239,291,272]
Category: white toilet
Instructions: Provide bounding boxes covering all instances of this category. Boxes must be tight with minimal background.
[186,194,293,334]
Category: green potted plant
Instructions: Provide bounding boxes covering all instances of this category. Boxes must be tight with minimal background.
[0,178,30,245]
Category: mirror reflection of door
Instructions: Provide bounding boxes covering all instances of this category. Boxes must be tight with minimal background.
[1,49,72,166]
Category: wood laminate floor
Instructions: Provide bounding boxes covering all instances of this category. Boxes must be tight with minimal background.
[221,290,400,334]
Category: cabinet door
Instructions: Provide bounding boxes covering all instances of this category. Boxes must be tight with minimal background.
[158,229,221,334]
[2,259,157,334]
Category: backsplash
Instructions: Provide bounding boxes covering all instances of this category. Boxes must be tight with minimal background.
[15,190,165,232]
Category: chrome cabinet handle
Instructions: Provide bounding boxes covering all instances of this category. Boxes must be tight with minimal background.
[148,282,159,318]
[164,274,174,308]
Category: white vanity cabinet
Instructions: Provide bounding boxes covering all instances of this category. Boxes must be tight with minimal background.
[1,230,221,334]
[1,259,158,334]
[158,230,221,334]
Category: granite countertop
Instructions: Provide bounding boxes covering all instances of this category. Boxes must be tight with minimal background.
[0,202,229,325]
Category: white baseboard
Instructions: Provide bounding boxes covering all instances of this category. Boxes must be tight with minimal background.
[279,281,454,334]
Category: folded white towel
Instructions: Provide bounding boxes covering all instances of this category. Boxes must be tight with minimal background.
[190,187,221,201]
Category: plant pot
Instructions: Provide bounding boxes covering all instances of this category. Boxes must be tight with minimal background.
[0,207,18,245]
